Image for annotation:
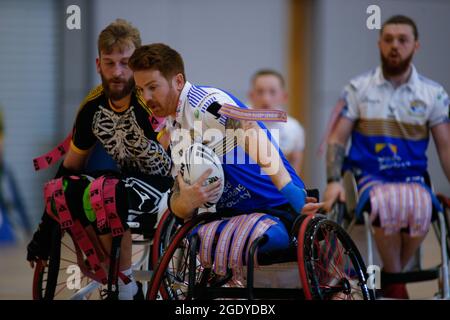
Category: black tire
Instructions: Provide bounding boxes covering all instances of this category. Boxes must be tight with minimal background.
[148,213,217,300]
[300,215,375,300]
[33,225,61,300]
[32,227,105,300]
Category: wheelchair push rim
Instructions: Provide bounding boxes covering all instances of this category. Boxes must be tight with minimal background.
[32,228,105,300]
[298,215,374,300]
[148,213,217,300]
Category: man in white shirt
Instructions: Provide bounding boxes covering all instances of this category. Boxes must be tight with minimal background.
[323,15,449,299]
[248,70,305,175]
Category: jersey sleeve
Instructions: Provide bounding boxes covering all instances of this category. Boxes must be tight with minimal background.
[429,87,450,127]
[290,119,305,152]
[71,104,97,155]
[201,93,235,132]
[197,92,250,155]
[339,83,360,121]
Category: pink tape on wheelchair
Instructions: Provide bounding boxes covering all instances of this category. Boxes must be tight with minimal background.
[198,220,222,268]
[44,177,109,284]
[89,176,125,238]
[198,213,277,283]
[33,133,72,171]
[214,215,245,276]
[228,213,265,281]
[90,176,108,230]
[44,176,129,285]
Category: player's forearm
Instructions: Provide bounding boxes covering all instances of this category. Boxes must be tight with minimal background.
[244,122,308,211]
[432,123,450,183]
[242,121,291,188]
[169,181,196,220]
[437,146,450,182]
[326,143,346,183]
[62,148,89,173]
[170,195,195,220]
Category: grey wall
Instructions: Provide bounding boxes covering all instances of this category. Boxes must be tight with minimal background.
[0,0,60,226]
[2,0,448,229]
[91,0,288,103]
[60,0,95,133]
[309,0,450,194]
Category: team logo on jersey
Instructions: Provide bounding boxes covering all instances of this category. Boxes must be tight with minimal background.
[375,142,411,171]
[408,100,427,118]
[375,143,397,155]
[361,97,381,104]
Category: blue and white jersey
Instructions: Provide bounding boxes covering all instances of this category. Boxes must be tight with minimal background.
[340,65,449,180]
[166,81,305,212]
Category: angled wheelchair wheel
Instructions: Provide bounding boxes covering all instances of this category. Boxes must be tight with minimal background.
[33,225,152,300]
[298,215,374,300]
[148,210,182,299]
[151,210,179,270]
[148,213,216,300]
[32,227,104,300]
[436,194,450,257]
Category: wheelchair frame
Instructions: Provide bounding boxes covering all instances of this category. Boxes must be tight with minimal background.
[330,171,450,299]
[148,211,375,300]
[32,209,174,300]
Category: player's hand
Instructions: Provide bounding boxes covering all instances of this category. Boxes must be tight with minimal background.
[27,236,50,268]
[301,197,324,215]
[323,181,346,212]
[176,169,222,214]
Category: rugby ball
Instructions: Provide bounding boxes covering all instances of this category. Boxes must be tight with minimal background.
[181,143,225,208]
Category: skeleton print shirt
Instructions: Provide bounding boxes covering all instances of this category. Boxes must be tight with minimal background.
[71,85,172,176]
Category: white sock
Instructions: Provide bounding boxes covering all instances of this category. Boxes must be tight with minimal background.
[118,268,138,300]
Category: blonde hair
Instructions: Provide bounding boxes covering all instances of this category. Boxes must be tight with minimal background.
[97,19,141,55]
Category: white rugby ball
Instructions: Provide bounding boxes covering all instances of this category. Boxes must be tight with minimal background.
[181,143,225,208]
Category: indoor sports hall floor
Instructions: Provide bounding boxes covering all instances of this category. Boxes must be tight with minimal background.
[0,224,442,300]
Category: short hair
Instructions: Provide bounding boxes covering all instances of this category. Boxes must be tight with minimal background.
[251,69,285,89]
[380,15,419,40]
[97,19,141,55]
[128,43,186,81]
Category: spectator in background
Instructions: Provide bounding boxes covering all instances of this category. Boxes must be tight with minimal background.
[248,70,305,175]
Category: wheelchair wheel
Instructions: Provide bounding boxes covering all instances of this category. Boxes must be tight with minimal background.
[151,210,179,270]
[148,213,216,300]
[148,210,181,299]
[298,215,374,300]
[437,195,450,257]
[33,226,153,300]
[32,226,104,300]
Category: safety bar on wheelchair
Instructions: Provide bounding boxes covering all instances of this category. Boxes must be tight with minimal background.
[360,195,450,299]
[188,234,200,300]
[247,235,268,300]
[330,201,347,226]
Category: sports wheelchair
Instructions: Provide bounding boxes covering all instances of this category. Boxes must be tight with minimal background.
[148,192,376,301]
[32,207,176,300]
[328,171,450,299]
